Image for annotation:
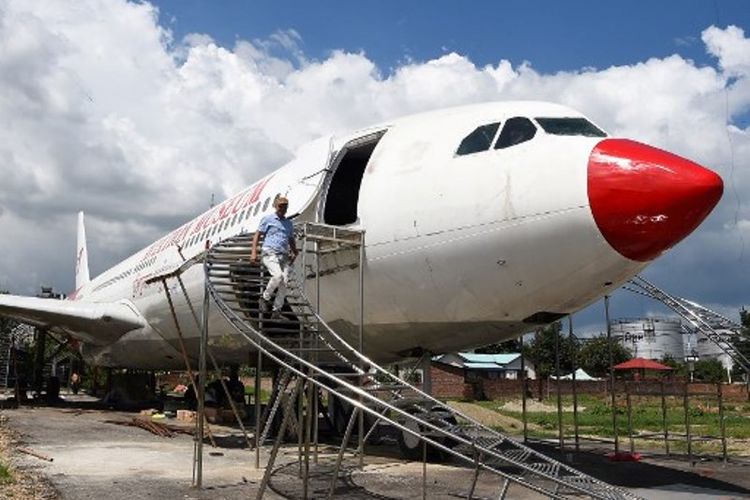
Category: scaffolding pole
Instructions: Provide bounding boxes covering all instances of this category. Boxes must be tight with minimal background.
[555,322,564,452]
[605,295,619,454]
[520,335,528,443]
[570,315,580,453]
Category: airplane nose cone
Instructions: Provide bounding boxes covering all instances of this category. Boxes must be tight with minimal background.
[588,138,723,262]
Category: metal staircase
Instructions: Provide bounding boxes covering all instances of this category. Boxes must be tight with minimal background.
[0,323,35,389]
[204,228,640,499]
[0,327,12,388]
[626,276,750,374]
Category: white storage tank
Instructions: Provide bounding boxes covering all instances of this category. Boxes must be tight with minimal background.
[611,318,685,361]
[693,329,734,372]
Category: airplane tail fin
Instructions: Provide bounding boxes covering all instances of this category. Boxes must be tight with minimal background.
[76,212,90,290]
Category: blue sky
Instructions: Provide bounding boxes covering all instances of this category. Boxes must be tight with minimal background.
[153,0,750,73]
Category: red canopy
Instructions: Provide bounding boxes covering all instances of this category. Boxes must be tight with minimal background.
[613,358,672,371]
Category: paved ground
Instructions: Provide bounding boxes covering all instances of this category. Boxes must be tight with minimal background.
[1,405,750,499]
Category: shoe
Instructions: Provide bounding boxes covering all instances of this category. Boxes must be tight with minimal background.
[259,297,271,313]
[270,309,284,320]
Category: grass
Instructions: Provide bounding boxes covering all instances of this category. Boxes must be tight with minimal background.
[243,385,272,403]
[0,462,13,484]
[472,393,750,455]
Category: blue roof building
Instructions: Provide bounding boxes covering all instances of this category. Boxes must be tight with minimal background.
[433,352,536,380]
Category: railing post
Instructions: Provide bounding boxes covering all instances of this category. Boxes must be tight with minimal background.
[520,335,528,443]
[605,295,619,454]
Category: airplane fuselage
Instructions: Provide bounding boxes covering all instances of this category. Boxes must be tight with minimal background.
[64,101,722,369]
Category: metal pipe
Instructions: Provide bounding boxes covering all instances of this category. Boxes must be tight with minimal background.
[684,382,692,465]
[195,277,210,488]
[661,380,669,455]
[605,295,619,454]
[171,276,220,450]
[314,235,321,464]
[520,335,528,443]
[327,407,360,499]
[303,371,314,499]
[358,232,365,468]
[718,382,727,463]
[255,350,262,469]
[257,378,302,500]
[569,315,579,453]
[626,385,634,453]
[467,446,482,499]
[161,279,211,487]
[422,440,427,500]
[555,323,563,452]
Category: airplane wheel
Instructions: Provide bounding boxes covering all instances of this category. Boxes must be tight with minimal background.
[396,417,424,460]
[396,409,456,461]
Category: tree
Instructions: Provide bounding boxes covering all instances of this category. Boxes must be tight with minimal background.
[577,335,631,378]
[660,354,687,378]
[475,337,522,354]
[693,358,727,383]
[730,308,750,382]
[524,321,578,378]
[0,291,18,338]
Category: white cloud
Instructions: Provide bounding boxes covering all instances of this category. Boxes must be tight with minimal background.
[703,25,750,77]
[0,0,748,322]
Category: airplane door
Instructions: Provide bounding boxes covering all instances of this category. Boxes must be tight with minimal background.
[320,130,386,226]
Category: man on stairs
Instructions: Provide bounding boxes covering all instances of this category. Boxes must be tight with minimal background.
[250,196,298,319]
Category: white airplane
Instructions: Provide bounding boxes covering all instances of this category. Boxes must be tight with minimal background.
[0,101,723,369]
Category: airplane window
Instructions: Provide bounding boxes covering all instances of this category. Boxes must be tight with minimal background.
[535,117,606,137]
[262,197,270,212]
[253,203,261,217]
[456,122,500,156]
[231,213,238,225]
[494,117,537,149]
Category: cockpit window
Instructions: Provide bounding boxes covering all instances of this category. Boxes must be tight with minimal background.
[535,117,606,137]
[456,122,501,156]
[494,117,537,149]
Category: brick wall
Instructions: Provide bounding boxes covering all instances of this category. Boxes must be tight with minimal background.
[428,361,750,402]
[429,363,474,400]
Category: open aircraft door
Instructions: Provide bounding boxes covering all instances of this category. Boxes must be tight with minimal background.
[318,129,388,226]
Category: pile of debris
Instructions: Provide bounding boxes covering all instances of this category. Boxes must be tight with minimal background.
[104,417,194,438]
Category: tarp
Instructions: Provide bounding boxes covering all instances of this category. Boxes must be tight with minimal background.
[613,358,672,371]
[551,368,600,381]
[458,353,520,365]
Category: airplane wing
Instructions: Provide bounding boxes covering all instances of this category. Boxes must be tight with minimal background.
[0,294,146,346]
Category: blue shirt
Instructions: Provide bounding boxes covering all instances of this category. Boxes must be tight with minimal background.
[258,213,294,254]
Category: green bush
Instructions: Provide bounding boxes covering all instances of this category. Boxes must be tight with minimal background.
[0,462,13,484]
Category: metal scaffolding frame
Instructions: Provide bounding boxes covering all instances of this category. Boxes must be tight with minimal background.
[523,287,735,465]
[202,226,640,499]
[144,252,253,487]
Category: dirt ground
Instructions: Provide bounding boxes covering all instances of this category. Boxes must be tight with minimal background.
[499,399,585,413]
[1,404,750,499]
[447,400,542,431]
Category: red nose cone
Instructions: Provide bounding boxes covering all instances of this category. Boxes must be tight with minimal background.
[588,139,723,262]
